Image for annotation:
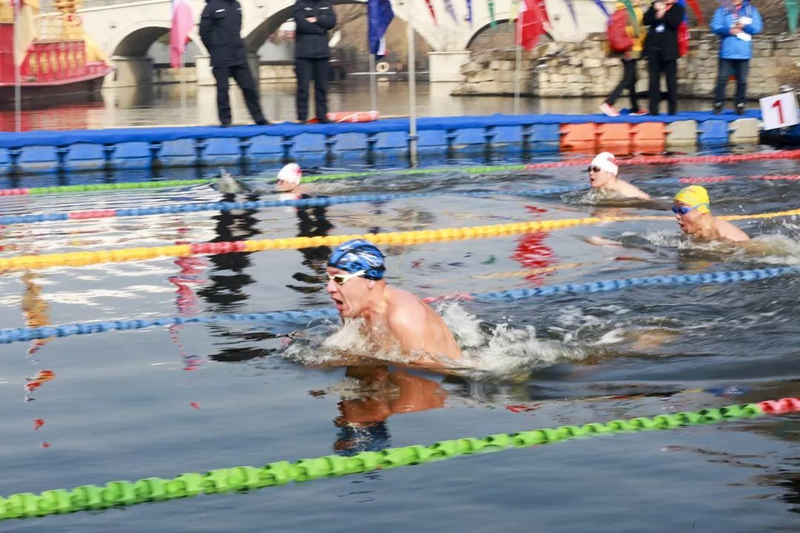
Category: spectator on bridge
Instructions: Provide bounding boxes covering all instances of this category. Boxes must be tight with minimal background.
[199,0,268,127]
[643,0,684,115]
[293,0,337,124]
[710,0,762,115]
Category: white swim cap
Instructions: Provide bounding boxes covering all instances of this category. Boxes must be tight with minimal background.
[590,152,619,176]
[277,163,302,186]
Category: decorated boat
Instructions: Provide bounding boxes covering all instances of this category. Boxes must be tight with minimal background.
[0,0,113,108]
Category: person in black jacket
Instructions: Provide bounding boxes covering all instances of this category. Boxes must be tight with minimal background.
[200,0,268,127]
[293,0,337,123]
[643,0,684,115]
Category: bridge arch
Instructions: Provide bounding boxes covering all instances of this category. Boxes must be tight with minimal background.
[244,0,443,54]
[464,18,554,51]
[108,20,205,58]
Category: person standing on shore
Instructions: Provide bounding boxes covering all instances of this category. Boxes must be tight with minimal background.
[600,0,648,117]
[200,0,268,127]
[293,0,337,124]
[710,0,762,115]
[643,0,684,116]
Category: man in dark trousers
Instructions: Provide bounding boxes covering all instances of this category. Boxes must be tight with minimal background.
[200,0,268,127]
[293,0,336,123]
[643,0,684,115]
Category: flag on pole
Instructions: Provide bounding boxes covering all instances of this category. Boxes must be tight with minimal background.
[13,0,37,67]
[170,0,194,68]
[424,0,438,24]
[466,0,473,25]
[509,0,520,20]
[487,0,496,26]
[443,0,458,21]
[368,0,395,56]
[516,0,544,50]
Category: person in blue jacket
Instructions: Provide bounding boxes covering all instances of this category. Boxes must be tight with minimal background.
[711,0,763,115]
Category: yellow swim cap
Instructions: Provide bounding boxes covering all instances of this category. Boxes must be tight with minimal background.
[674,185,710,214]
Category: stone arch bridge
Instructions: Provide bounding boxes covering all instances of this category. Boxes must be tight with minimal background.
[71,0,609,86]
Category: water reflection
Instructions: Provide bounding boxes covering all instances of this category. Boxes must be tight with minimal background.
[286,197,334,298]
[197,193,261,312]
[329,366,447,455]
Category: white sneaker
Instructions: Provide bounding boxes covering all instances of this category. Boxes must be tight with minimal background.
[599,103,620,117]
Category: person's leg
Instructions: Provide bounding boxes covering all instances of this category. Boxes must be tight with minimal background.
[626,59,640,112]
[213,67,232,126]
[295,58,312,122]
[313,58,331,121]
[713,58,732,110]
[231,64,266,124]
[734,60,749,109]
[665,58,678,115]
[648,52,661,115]
[605,58,630,106]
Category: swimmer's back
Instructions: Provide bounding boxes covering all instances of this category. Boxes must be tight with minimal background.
[384,286,463,361]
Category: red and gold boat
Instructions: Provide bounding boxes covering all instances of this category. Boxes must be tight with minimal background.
[0,0,113,109]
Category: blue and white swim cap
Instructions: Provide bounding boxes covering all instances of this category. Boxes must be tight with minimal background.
[328,239,386,280]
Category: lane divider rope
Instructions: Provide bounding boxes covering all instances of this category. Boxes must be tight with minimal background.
[0,179,214,197]
[2,209,798,272]
[524,150,800,170]
[2,397,798,521]
[3,150,800,198]
[0,185,589,227]
[1,265,796,345]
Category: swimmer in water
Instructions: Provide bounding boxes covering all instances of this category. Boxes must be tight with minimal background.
[213,163,306,196]
[673,185,749,243]
[326,239,463,366]
[588,152,650,200]
[274,162,305,196]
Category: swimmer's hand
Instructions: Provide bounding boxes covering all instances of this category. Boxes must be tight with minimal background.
[584,236,624,248]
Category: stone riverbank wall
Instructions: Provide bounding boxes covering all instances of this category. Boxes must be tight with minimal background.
[453,33,800,100]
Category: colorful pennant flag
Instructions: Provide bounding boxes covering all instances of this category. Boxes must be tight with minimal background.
[593,0,610,17]
[466,0,473,25]
[789,0,800,33]
[562,0,579,28]
[424,0,438,24]
[443,0,458,21]
[488,0,496,26]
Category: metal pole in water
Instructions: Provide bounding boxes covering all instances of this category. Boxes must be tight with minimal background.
[180,54,187,125]
[369,53,377,112]
[13,8,21,133]
[513,44,521,115]
[407,0,418,166]
[14,62,21,132]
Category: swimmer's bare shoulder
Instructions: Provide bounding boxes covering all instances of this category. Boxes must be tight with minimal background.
[716,219,750,242]
[384,286,463,361]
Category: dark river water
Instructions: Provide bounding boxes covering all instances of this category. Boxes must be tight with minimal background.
[1,81,800,532]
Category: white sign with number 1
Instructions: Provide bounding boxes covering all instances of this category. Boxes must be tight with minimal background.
[760,92,800,130]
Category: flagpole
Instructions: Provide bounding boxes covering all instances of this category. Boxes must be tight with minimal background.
[369,53,377,112]
[13,7,21,133]
[406,0,417,166]
[513,15,521,115]
[180,53,186,124]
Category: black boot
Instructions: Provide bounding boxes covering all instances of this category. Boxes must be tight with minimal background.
[713,102,723,115]
[735,103,745,115]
